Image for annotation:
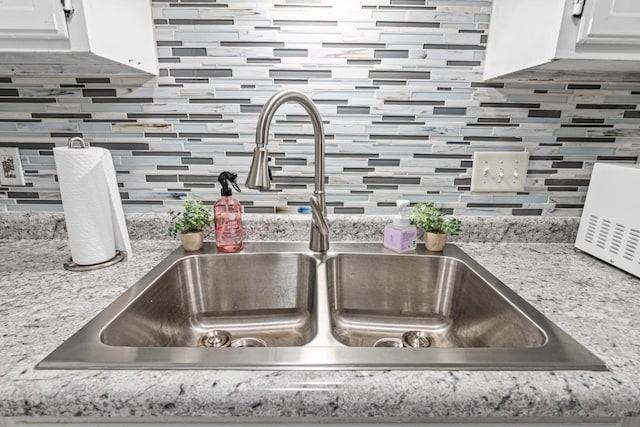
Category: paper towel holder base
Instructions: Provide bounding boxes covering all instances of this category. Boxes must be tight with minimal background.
[63,250,125,272]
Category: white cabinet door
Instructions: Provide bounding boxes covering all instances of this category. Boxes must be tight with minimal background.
[576,0,640,45]
[0,0,69,40]
[0,0,156,75]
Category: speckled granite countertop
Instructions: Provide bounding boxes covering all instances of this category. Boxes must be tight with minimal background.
[1,215,639,418]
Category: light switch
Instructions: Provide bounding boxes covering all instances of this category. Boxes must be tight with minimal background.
[0,147,26,186]
[470,151,529,192]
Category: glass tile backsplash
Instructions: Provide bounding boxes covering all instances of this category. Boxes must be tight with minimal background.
[0,0,639,216]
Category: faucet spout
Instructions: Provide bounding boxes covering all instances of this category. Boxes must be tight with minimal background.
[246,90,329,252]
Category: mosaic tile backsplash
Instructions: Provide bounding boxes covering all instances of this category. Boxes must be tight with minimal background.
[0,0,639,216]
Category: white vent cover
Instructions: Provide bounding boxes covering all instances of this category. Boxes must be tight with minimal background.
[575,163,640,278]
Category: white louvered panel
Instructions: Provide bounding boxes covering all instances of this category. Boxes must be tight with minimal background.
[575,163,640,278]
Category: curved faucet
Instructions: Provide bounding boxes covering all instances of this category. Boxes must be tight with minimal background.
[245,90,329,252]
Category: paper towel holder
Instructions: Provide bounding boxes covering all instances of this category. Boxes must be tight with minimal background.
[61,135,128,272]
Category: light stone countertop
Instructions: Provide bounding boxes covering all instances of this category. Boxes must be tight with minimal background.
[1,233,640,418]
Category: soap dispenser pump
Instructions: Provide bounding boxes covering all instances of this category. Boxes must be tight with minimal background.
[214,171,244,253]
[383,199,417,253]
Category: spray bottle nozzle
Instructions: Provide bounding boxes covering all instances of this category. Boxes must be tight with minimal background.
[218,171,241,196]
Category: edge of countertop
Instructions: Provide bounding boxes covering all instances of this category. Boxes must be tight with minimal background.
[0,212,580,243]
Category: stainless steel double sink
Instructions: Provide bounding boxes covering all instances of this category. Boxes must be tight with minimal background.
[37,242,606,370]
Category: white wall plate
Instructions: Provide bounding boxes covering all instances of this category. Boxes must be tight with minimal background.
[0,147,26,186]
[471,151,530,192]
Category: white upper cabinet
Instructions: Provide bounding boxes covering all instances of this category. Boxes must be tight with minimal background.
[576,0,640,45]
[0,0,70,42]
[484,0,640,81]
[0,0,157,76]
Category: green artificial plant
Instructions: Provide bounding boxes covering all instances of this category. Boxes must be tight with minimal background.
[410,201,461,236]
[169,199,213,237]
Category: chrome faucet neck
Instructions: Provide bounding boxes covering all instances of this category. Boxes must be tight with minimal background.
[247,90,329,252]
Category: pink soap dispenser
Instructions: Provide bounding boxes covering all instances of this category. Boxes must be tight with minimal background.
[383,199,417,253]
[214,171,244,253]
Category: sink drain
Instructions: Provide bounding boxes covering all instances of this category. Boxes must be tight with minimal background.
[373,337,403,348]
[401,331,433,348]
[230,337,268,348]
[198,330,231,348]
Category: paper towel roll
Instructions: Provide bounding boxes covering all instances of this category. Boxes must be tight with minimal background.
[54,146,132,266]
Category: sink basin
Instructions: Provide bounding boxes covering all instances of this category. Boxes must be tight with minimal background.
[101,253,317,348]
[328,253,545,348]
[37,242,606,370]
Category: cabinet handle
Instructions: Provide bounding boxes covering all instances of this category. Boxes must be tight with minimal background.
[61,0,74,19]
[572,0,586,17]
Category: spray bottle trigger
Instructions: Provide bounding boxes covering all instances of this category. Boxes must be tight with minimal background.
[230,176,241,193]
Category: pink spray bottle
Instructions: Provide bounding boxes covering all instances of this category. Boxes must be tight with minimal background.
[214,171,244,253]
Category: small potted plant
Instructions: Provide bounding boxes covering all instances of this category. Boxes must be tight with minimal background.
[169,199,213,251]
[410,201,461,251]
